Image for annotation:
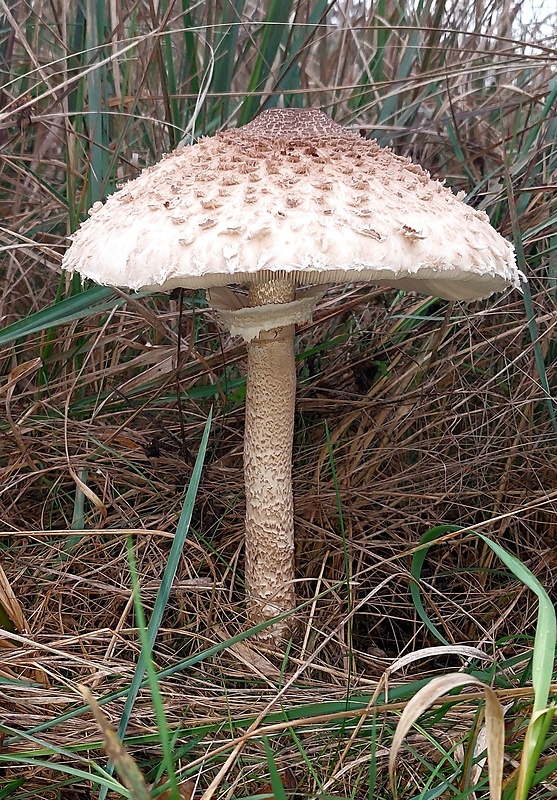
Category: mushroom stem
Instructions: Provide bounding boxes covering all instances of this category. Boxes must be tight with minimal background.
[244,279,297,638]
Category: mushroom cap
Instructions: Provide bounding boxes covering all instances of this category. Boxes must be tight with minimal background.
[62,108,521,301]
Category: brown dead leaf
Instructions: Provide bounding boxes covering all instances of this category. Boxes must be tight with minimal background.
[157,778,195,800]
[389,673,504,800]
[257,767,297,799]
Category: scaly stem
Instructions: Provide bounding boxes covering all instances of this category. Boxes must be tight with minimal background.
[244,279,297,638]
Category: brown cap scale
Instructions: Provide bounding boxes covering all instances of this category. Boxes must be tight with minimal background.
[63,108,523,640]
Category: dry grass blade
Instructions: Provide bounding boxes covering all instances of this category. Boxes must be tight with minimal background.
[0,562,26,636]
[388,645,492,676]
[78,684,151,800]
[213,626,281,681]
[389,674,505,800]
[3,358,42,472]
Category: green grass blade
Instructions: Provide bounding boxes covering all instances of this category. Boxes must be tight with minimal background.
[475,533,556,712]
[502,164,557,433]
[516,706,556,800]
[413,525,556,712]
[210,1,247,123]
[80,685,152,800]
[272,0,334,108]
[0,285,124,347]
[411,525,556,800]
[116,409,212,738]
[285,725,322,790]
[0,753,129,796]
[8,671,433,752]
[127,539,180,800]
[521,76,557,156]
[97,409,212,800]
[84,0,110,205]
[409,526,459,646]
[368,712,378,800]
[529,752,557,789]
[262,736,287,800]
[0,777,25,797]
[237,0,295,125]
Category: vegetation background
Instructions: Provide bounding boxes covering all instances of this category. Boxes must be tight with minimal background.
[0,0,556,798]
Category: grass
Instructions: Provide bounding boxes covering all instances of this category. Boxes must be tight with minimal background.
[1,0,557,797]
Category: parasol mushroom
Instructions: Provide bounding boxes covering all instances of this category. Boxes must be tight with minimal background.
[62,108,523,640]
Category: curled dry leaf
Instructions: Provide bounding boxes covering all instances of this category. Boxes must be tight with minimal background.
[389,673,505,800]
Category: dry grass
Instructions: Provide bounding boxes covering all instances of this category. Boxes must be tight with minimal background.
[2,282,556,786]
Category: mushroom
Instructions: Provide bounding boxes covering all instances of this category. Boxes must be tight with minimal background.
[62,108,523,640]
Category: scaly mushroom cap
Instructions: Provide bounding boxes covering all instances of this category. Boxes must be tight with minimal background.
[62,108,520,300]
